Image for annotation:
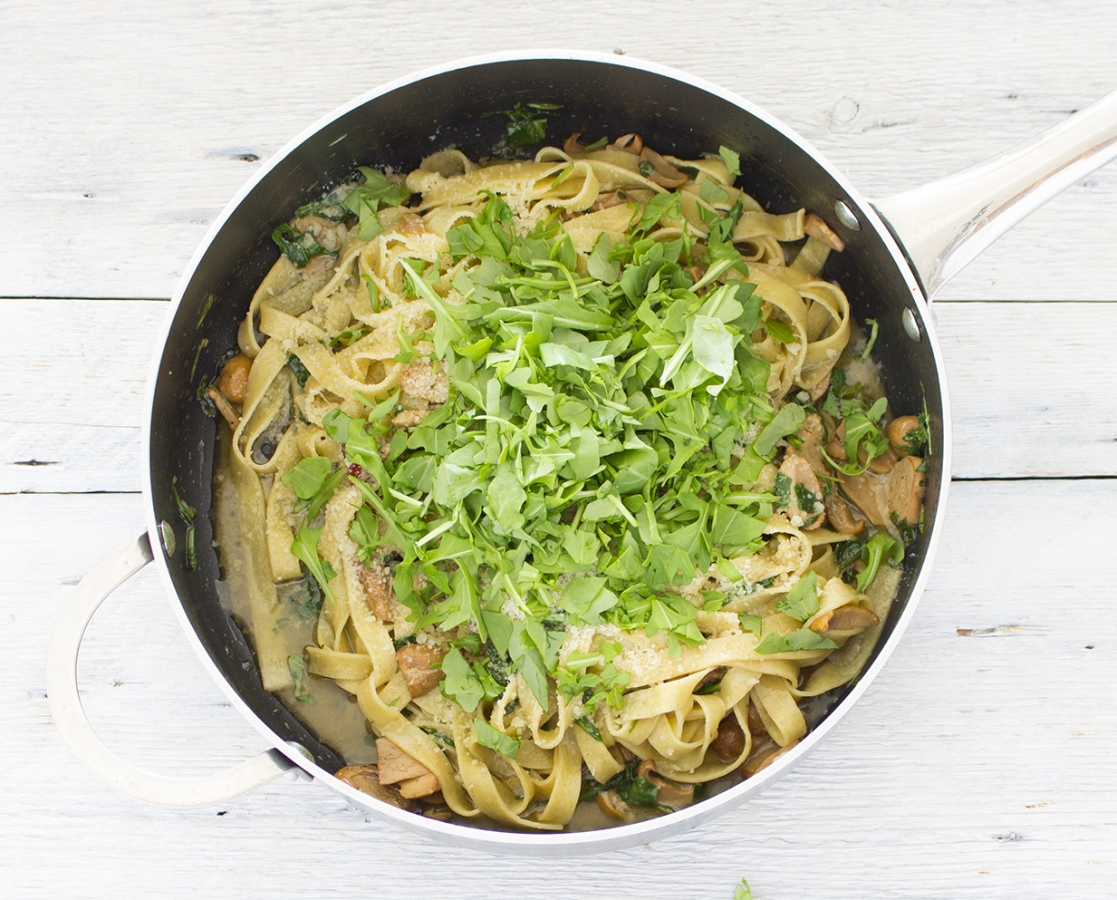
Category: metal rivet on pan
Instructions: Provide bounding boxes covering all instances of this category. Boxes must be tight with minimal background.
[158,520,176,557]
[902,308,922,342]
[834,200,861,231]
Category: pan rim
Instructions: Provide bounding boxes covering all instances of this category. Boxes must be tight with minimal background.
[140,48,953,853]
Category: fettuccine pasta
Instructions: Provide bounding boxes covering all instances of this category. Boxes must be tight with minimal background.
[207,121,926,831]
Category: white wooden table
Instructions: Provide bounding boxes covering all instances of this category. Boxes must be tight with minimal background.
[4,2,1116,897]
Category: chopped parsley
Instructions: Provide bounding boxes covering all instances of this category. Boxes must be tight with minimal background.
[490,102,561,159]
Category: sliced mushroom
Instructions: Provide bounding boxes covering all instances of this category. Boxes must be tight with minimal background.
[710,714,746,763]
[824,490,865,535]
[335,764,412,810]
[838,471,890,528]
[590,190,630,211]
[356,559,402,621]
[887,455,925,528]
[597,789,636,822]
[809,605,880,637]
[375,737,439,793]
[639,147,688,188]
[803,213,846,252]
[215,353,253,404]
[563,132,585,156]
[398,772,442,799]
[742,737,799,778]
[613,133,644,155]
[395,643,446,698]
[290,214,342,252]
[795,413,828,477]
[636,759,694,810]
[206,386,240,429]
[779,453,826,530]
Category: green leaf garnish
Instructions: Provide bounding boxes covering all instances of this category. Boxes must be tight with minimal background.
[288,654,314,703]
[473,718,520,758]
[290,524,337,605]
[718,145,742,177]
[775,571,819,621]
[755,628,838,654]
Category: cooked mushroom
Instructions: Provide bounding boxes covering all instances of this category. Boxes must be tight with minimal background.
[887,455,925,528]
[375,737,441,799]
[395,643,446,698]
[810,605,880,637]
[356,559,402,621]
[613,133,644,155]
[710,714,747,762]
[335,764,412,810]
[215,353,252,404]
[636,759,694,810]
[742,738,799,778]
[779,453,826,530]
[639,147,688,188]
[746,702,768,738]
[206,386,240,429]
[290,214,342,252]
[398,772,441,800]
[597,789,636,822]
[590,190,630,211]
[824,490,865,535]
[887,415,922,451]
[803,213,846,252]
[564,132,585,156]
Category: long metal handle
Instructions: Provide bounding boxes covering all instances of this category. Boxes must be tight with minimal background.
[46,533,300,807]
[873,89,1117,300]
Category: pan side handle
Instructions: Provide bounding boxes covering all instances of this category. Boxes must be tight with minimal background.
[46,533,305,807]
[873,89,1117,300]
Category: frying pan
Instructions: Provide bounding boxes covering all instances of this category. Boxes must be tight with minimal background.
[45,51,1117,855]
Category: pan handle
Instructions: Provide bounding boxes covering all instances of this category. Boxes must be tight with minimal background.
[46,533,305,807]
[873,89,1117,300]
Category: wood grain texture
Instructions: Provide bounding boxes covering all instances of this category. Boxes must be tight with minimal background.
[6,482,1115,898]
[3,1,1117,301]
[5,2,1117,896]
[3,298,1114,494]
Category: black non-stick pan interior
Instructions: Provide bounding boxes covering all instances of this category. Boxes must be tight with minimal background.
[148,57,945,776]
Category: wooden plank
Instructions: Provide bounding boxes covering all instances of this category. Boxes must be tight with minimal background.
[7,481,1115,897]
[3,1,1117,301]
[2,298,1115,492]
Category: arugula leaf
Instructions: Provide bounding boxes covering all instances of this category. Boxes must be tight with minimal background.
[753,404,806,458]
[776,571,819,621]
[719,145,742,177]
[739,613,762,636]
[281,456,333,500]
[343,167,409,240]
[439,648,485,713]
[755,628,837,654]
[474,718,520,758]
[290,524,337,605]
[855,532,904,591]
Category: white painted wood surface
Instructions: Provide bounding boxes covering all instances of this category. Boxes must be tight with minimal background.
[4,1,1117,898]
